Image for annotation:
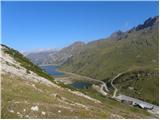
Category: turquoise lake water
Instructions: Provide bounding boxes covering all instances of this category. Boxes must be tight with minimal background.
[41,65,92,89]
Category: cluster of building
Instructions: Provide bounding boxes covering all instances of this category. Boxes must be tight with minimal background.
[115,94,159,116]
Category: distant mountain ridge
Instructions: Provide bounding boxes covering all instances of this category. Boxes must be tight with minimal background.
[25,41,85,65]
[25,50,58,65]
[134,16,158,31]
[26,16,159,67]
[62,15,159,78]
[23,48,57,56]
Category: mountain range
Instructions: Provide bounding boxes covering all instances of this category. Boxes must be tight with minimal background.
[1,15,159,118]
[62,16,158,79]
[25,16,158,73]
[25,41,85,65]
[2,44,153,119]
[26,16,159,105]
[61,16,159,105]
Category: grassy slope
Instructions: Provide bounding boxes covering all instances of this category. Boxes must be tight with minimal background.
[62,27,158,79]
[112,70,158,105]
[2,74,151,119]
[62,19,159,104]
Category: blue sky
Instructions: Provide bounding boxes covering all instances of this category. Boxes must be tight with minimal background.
[2,1,159,52]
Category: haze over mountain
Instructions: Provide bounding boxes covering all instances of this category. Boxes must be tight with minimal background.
[24,50,58,65]
[25,41,85,65]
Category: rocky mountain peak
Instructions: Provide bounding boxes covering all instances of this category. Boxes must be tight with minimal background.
[70,41,85,47]
[135,16,158,30]
[129,16,159,32]
[111,30,124,38]
[110,30,127,40]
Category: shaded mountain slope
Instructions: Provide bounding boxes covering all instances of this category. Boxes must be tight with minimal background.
[25,50,58,65]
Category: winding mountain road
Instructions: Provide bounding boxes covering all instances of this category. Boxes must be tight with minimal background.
[110,72,127,98]
[59,71,159,118]
[59,70,128,97]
